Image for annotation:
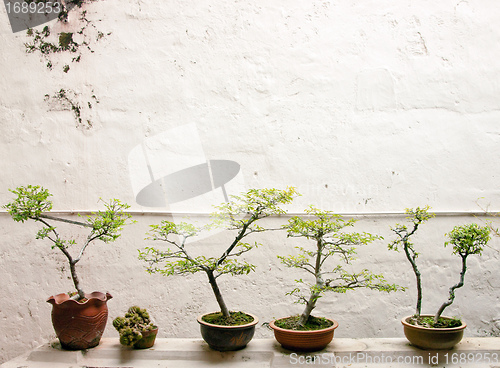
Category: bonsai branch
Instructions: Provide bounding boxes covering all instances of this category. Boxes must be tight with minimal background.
[215,215,255,268]
[39,214,91,227]
[74,233,96,263]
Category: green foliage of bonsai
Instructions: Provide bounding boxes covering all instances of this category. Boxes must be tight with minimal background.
[278,206,403,329]
[113,306,157,346]
[3,184,132,301]
[389,207,490,326]
[138,187,298,322]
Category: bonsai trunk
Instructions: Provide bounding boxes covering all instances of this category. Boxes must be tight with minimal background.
[299,290,321,326]
[205,213,257,319]
[434,254,468,323]
[206,269,230,318]
[57,239,86,300]
[403,244,422,316]
[69,260,85,300]
[298,238,324,326]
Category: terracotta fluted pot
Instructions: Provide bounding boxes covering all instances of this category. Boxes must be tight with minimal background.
[47,291,112,350]
[270,317,339,352]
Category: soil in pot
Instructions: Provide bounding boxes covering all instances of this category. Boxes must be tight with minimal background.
[406,315,462,328]
[197,311,258,351]
[402,315,466,350]
[274,315,334,331]
[270,315,339,352]
[201,311,255,326]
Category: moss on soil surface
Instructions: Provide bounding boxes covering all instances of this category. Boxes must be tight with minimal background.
[274,315,334,331]
[407,315,462,328]
[202,311,254,326]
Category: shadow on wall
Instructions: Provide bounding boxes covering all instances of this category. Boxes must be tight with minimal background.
[4,0,79,33]
[128,123,245,236]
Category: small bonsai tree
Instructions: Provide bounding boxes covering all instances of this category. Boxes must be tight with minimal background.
[277,206,403,329]
[3,184,132,301]
[113,306,157,346]
[388,206,435,316]
[389,207,490,327]
[138,187,298,323]
[433,223,490,323]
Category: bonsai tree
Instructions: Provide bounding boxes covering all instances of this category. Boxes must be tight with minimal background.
[3,184,132,301]
[277,206,403,329]
[389,207,490,327]
[388,206,435,316]
[433,223,490,324]
[113,306,157,347]
[138,187,298,323]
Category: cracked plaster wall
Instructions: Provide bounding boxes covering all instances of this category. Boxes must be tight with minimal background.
[1,0,500,363]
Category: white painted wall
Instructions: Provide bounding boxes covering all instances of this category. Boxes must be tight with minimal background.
[1,0,500,363]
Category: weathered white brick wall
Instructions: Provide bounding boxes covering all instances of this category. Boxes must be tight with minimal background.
[1,0,500,363]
